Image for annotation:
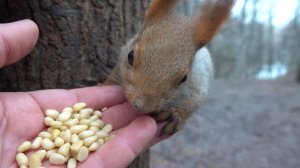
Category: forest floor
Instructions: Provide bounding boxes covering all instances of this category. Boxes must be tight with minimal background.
[150,75,300,168]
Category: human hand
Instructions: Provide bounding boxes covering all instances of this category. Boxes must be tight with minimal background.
[0,20,160,168]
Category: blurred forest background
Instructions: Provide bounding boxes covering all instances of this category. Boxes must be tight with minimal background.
[180,0,300,80]
[151,0,300,168]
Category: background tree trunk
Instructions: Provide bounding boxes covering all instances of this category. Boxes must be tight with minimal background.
[297,61,300,82]
[0,0,151,167]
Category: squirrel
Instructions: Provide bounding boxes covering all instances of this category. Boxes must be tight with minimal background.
[103,0,235,135]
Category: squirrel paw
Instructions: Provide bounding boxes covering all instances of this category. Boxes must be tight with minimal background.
[161,113,184,136]
[150,111,171,123]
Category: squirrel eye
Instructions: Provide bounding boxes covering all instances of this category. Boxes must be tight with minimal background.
[128,50,134,66]
[178,75,187,85]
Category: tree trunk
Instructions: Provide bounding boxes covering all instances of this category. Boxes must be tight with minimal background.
[231,0,248,79]
[0,0,151,167]
[297,61,300,82]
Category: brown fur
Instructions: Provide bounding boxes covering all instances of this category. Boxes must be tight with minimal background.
[146,0,182,24]
[194,0,235,48]
[104,0,235,135]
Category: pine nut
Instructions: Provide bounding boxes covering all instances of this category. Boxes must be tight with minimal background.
[38,131,51,139]
[71,134,80,143]
[35,150,47,160]
[76,146,89,162]
[93,110,102,117]
[49,153,66,165]
[64,118,79,127]
[89,115,98,121]
[88,142,100,151]
[90,120,104,128]
[83,136,98,147]
[79,130,95,139]
[98,138,104,146]
[71,140,83,154]
[89,126,99,132]
[65,152,71,161]
[54,137,65,147]
[73,113,80,119]
[73,102,87,112]
[16,153,28,166]
[44,117,54,126]
[79,119,91,125]
[62,107,73,113]
[70,125,88,134]
[50,121,63,129]
[102,124,113,133]
[46,149,58,158]
[47,127,53,132]
[18,141,32,153]
[31,137,43,149]
[96,131,108,139]
[42,138,55,150]
[58,111,72,122]
[51,129,61,140]
[45,109,59,119]
[60,125,68,131]
[67,158,77,168]
[58,142,71,157]
[62,129,72,142]
[29,153,42,168]
[15,102,113,167]
[79,110,90,120]
[80,108,94,114]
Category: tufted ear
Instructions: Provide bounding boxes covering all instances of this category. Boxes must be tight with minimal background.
[194,0,235,49]
[145,0,181,24]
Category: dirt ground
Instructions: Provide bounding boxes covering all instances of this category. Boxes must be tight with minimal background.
[150,77,300,168]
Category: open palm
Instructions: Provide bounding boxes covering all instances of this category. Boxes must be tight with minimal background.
[0,86,157,168]
[0,20,159,168]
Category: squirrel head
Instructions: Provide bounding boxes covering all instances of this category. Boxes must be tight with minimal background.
[118,0,235,113]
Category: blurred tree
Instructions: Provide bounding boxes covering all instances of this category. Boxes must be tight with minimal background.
[179,0,198,15]
[265,1,275,70]
[177,0,300,79]
[245,0,261,77]
[279,1,300,80]
[0,0,151,167]
[297,63,300,82]
[231,0,249,79]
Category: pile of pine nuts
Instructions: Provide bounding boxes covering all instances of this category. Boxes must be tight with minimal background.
[16,102,113,168]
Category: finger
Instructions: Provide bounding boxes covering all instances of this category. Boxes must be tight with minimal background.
[78,116,157,168]
[0,101,7,159]
[146,123,169,148]
[28,85,126,111]
[29,86,143,131]
[0,19,39,67]
[101,102,140,130]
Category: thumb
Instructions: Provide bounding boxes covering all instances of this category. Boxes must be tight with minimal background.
[0,19,39,68]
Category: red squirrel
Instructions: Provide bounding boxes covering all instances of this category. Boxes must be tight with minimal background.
[104,0,235,135]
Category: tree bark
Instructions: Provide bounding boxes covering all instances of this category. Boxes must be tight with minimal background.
[0,0,150,91]
[0,0,151,167]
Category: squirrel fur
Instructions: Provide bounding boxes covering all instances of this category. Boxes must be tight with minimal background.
[104,0,235,135]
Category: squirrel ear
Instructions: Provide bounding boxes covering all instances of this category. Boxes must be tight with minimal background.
[194,0,235,49]
[145,0,181,23]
